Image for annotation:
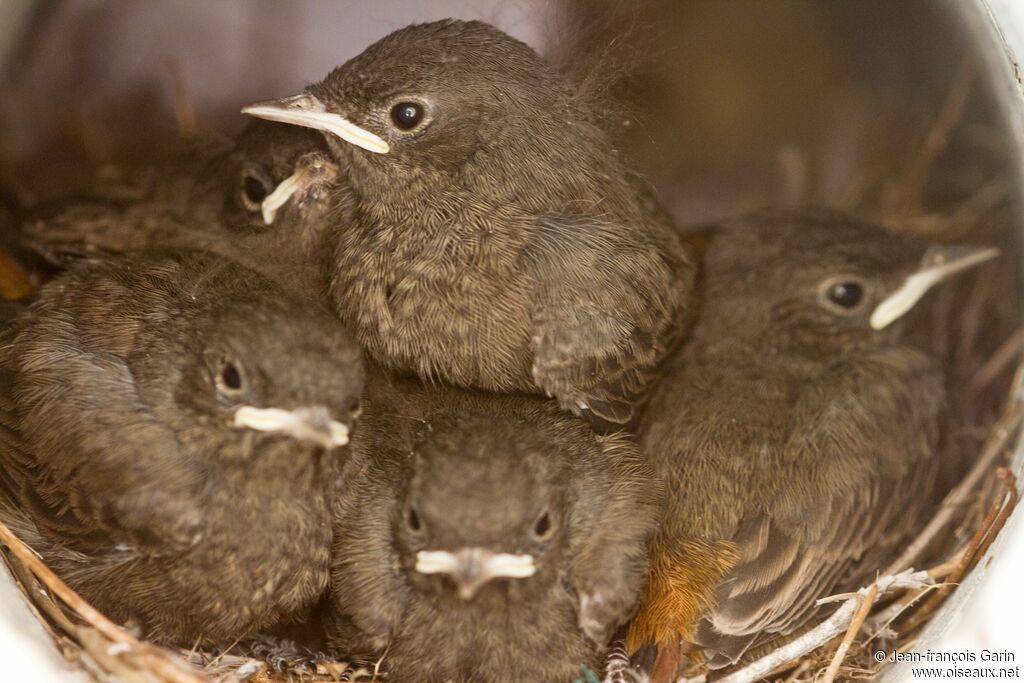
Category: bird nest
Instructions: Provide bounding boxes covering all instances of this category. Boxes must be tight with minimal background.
[0,17,1021,683]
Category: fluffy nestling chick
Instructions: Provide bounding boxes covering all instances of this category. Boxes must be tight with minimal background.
[22,120,333,272]
[326,372,660,682]
[243,20,694,427]
[628,210,998,678]
[0,251,363,645]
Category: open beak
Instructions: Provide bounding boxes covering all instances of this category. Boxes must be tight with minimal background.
[242,93,390,155]
[870,245,1000,330]
[260,156,339,225]
[415,548,536,600]
[233,405,350,449]
[261,166,311,225]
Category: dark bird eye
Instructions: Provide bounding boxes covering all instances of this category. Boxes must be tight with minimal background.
[407,506,423,533]
[390,102,424,131]
[532,512,553,540]
[241,175,270,210]
[217,361,244,393]
[826,281,864,309]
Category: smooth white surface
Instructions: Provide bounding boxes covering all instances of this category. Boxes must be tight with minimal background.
[9,0,549,125]
[0,561,90,682]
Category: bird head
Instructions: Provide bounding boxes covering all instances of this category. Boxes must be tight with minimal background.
[701,210,998,357]
[218,120,333,232]
[179,294,363,455]
[241,21,573,194]
[395,409,573,603]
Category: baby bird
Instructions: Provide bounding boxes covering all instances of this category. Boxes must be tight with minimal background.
[0,251,363,645]
[243,20,693,427]
[628,210,998,677]
[22,121,333,278]
[327,371,660,682]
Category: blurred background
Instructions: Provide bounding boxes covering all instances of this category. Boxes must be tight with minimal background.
[0,1,1022,680]
[1,0,1014,227]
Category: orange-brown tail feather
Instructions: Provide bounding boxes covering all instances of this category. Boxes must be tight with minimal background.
[627,537,739,654]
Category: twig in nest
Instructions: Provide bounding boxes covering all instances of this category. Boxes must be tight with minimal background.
[942,177,1012,236]
[885,373,1023,574]
[776,146,808,208]
[3,546,79,635]
[0,518,130,646]
[925,543,970,581]
[0,518,209,683]
[960,278,1012,402]
[163,54,197,136]
[821,582,877,683]
[865,538,977,644]
[970,329,1024,397]
[781,660,810,683]
[713,571,933,683]
[899,177,1012,239]
[970,468,1018,558]
[898,468,1018,634]
[896,52,978,224]
[73,97,115,166]
[866,583,944,642]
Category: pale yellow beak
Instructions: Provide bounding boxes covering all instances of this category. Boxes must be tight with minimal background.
[233,405,350,449]
[261,166,310,225]
[415,548,536,600]
[242,93,390,155]
[261,155,340,225]
[870,245,1000,330]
